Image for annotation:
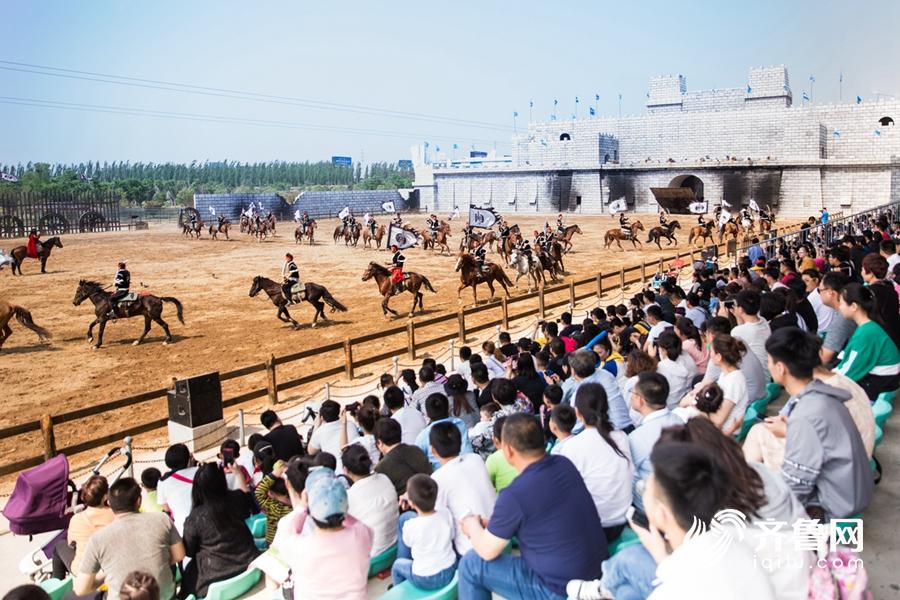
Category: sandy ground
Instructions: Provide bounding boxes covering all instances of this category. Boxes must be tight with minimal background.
[0,213,732,451]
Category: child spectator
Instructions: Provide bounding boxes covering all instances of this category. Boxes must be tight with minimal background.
[157,444,197,536]
[139,468,163,513]
[254,462,293,545]
[549,404,577,455]
[484,416,518,492]
[391,474,457,590]
[469,402,499,439]
[219,439,252,491]
[540,384,563,441]
[239,433,264,477]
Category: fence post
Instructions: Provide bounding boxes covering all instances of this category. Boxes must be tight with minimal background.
[596,272,603,300]
[123,436,134,479]
[501,295,509,329]
[40,414,56,461]
[324,382,331,401]
[658,257,664,273]
[392,356,399,378]
[343,338,354,380]
[619,266,624,290]
[641,260,646,285]
[266,354,278,406]
[538,288,546,319]
[568,280,576,308]
[449,339,456,371]
[406,321,416,360]
[238,409,246,446]
[457,309,466,343]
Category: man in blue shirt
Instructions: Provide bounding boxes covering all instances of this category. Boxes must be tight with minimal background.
[747,237,766,265]
[562,349,633,432]
[415,392,473,469]
[459,413,605,600]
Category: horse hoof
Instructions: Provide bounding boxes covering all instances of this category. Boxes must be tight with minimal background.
[91,345,100,350]
[163,340,170,346]
[311,322,317,328]
[132,340,140,346]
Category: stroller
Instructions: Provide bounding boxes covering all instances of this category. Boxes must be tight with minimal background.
[2,442,132,583]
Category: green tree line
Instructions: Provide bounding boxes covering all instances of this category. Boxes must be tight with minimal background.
[0,160,414,206]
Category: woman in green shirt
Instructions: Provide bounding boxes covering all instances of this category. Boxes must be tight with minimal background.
[836,283,900,400]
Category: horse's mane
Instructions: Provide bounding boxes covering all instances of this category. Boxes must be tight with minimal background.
[368,262,389,273]
[79,280,105,293]
[458,252,476,263]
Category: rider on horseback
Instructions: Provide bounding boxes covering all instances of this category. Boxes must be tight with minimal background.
[516,237,534,269]
[533,229,546,253]
[556,213,565,236]
[282,253,302,304]
[389,244,406,294]
[659,207,669,226]
[366,213,377,236]
[498,219,511,244]
[300,211,312,235]
[698,213,707,227]
[392,212,403,226]
[462,223,475,247]
[109,261,130,319]
[26,229,43,258]
[473,243,489,274]
[618,212,632,239]
[739,207,752,227]
[426,214,440,235]
[189,212,198,228]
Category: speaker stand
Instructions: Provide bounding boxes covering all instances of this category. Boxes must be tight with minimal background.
[167,418,227,454]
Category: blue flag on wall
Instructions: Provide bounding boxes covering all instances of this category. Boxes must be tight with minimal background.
[513,111,518,117]
[747,85,752,93]
[802,91,810,101]
[589,107,596,116]
[595,94,600,101]
[856,96,862,104]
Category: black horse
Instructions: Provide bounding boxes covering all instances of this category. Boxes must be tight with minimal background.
[647,220,681,250]
[249,275,347,329]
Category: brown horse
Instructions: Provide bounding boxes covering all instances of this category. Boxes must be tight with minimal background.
[10,236,63,275]
[536,251,561,283]
[547,240,566,274]
[688,222,715,247]
[454,252,512,304]
[422,229,452,255]
[73,280,184,349]
[604,220,645,251]
[295,221,317,245]
[719,221,741,243]
[0,299,51,350]
[209,219,230,241]
[497,224,521,262]
[647,221,681,250]
[759,218,774,233]
[249,275,347,329]
[182,220,203,238]
[362,262,436,318]
[362,224,385,249]
[558,224,583,253]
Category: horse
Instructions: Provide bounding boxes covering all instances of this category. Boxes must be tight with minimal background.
[362,224,385,249]
[604,220,645,251]
[759,218,774,233]
[295,221,317,245]
[422,229,451,255]
[508,249,543,292]
[557,224,583,253]
[547,240,566,274]
[344,222,361,246]
[333,223,345,243]
[497,224,521,262]
[361,262,436,318]
[454,252,512,304]
[182,219,203,239]
[719,221,741,243]
[72,280,184,349]
[536,251,561,283]
[688,222,715,247]
[249,275,347,329]
[0,299,51,350]
[255,216,277,241]
[209,219,230,241]
[10,236,63,275]
[647,221,681,250]
[240,215,250,233]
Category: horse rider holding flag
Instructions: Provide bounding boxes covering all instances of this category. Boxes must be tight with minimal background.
[282,253,302,304]
[473,242,489,274]
[389,243,406,294]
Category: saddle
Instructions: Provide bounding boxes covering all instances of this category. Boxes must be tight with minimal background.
[290,282,305,294]
[118,292,139,303]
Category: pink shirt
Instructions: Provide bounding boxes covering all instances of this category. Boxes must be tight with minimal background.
[681,339,709,375]
[280,512,373,600]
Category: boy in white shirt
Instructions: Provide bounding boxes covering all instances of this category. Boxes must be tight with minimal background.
[468,402,500,439]
[392,474,457,590]
[549,404,577,455]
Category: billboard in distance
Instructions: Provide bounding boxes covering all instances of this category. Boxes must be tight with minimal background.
[331,156,353,166]
[398,159,413,168]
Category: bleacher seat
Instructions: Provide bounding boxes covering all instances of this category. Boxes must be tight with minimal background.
[186,568,261,600]
[608,527,641,556]
[39,577,73,600]
[369,544,398,577]
[378,572,459,600]
[875,424,884,449]
[873,397,893,429]
[735,406,759,442]
[245,513,266,538]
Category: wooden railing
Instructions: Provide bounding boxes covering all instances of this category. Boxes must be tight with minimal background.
[0,222,808,477]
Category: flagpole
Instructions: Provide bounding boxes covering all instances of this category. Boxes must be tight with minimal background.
[839,70,843,102]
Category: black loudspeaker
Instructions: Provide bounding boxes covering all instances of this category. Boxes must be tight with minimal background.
[167,372,223,428]
[705,244,718,259]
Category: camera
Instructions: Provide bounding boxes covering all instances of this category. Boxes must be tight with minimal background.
[344,401,361,416]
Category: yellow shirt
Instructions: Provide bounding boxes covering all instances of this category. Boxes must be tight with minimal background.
[67,506,115,573]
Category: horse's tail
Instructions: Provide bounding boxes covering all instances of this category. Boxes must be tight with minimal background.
[421,275,437,293]
[497,268,513,287]
[318,286,348,312]
[161,297,185,324]
[13,306,51,341]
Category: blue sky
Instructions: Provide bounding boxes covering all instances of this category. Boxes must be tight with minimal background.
[1,0,897,166]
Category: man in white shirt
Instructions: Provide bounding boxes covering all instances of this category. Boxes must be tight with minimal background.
[410,365,446,412]
[801,269,834,334]
[343,445,398,557]
[456,346,475,389]
[729,290,771,380]
[643,305,672,351]
[308,400,359,470]
[880,239,900,275]
[429,422,496,555]
[384,386,425,445]
[156,443,198,536]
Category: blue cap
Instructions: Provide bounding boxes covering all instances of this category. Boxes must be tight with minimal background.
[306,467,348,522]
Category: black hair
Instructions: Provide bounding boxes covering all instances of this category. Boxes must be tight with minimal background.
[471,362,489,384]
[373,418,402,446]
[253,442,277,475]
[247,433,265,454]
[418,365,435,383]
[285,456,314,493]
[820,270,848,292]
[429,421,462,458]
[544,321,559,337]
[550,404,577,434]
[702,316,733,336]
[543,384,563,405]
[492,415,508,443]
[764,326,821,379]
[459,346,472,360]
[501,413,545,455]
[759,292,786,321]
[260,409,279,429]
[164,444,190,471]
[424,392,450,420]
[192,463,243,531]
[498,331,511,343]
[140,467,161,491]
[406,474,438,513]
[573,383,626,459]
[379,373,395,388]
[383,386,405,411]
[634,371,669,409]
[561,311,573,324]
[656,329,682,360]
[515,353,539,380]
[646,305,664,321]
[313,452,337,470]
[841,283,880,322]
[650,442,729,532]
[2,586,51,600]
[318,400,339,423]
[491,378,517,406]
[735,290,761,315]
[341,444,373,477]
[356,406,378,434]
[675,317,702,348]
[400,368,419,392]
[108,477,142,513]
[694,382,725,414]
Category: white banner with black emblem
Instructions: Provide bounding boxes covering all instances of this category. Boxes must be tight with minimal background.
[387,224,418,249]
[338,206,351,220]
[1,172,18,182]
[607,198,627,214]
[381,201,395,213]
[469,205,498,229]
[719,210,732,226]
[689,201,708,214]
[748,199,760,212]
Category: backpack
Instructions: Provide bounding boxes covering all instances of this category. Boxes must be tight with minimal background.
[2,454,76,536]
[807,547,872,600]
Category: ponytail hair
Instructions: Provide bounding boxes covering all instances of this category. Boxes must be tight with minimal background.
[711,334,746,368]
[482,340,505,362]
[573,383,627,460]
[841,283,881,324]
[675,317,702,348]
[656,329,682,360]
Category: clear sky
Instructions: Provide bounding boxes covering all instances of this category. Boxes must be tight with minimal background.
[1,0,898,166]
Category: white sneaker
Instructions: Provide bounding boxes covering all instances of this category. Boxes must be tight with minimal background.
[565,579,609,600]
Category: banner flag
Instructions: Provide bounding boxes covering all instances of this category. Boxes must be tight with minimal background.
[208,206,216,215]
[0,172,18,182]
[381,201,395,213]
[338,206,351,220]
[608,198,627,214]
[689,201,708,214]
[469,205,499,229]
[386,224,418,249]
[719,210,732,226]
[749,199,760,212]
[722,200,732,208]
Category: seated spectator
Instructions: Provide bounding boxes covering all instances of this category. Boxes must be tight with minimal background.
[497,331,518,357]
[456,345,474,387]
[472,363,496,407]
[509,353,547,412]
[254,461,293,545]
[411,365,446,411]
[836,283,900,399]
[881,238,900,273]
[786,277,818,333]
[458,414,606,599]
[620,350,657,423]
[73,478,184,599]
[260,409,305,461]
[701,317,766,404]
[384,385,425,445]
[180,463,257,598]
[539,384,563,441]
[469,402,499,439]
[485,416,518,492]
[861,253,900,349]
[443,373,479,430]
[277,468,373,600]
[766,327,874,519]
[139,468,163,513]
[307,400,359,470]
[559,311,582,338]
[119,571,160,600]
[482,341,508,378]
[399,368,418,401]
[471,378,530,458]
[239,433,264,477]
[559,383,633,542]
[344,405,380,466]
[51,475,114,580]
[592,334,626,385]
[342,444,398,557]
[693,334,749,435]
[549,404,578,454]
[817,271,857,366]
[684,293,708,329]
[562,349,633,431]
[391,474,457,591]
[801,268,834,335]
[675,317,708,375]
[428,422,496,555]
[3,586,50,600]
[373,418,432,495]
[643,305,671,349]
[654,330,696,409]
[415,393,473,469]
[217,439,252,491]
[730,290,772,380]
[157,443,197,536]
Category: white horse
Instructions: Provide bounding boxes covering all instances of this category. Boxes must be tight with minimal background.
[508,249,543,292]
[0,249,14,271]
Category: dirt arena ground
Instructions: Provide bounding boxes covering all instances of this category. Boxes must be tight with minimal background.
[0,213,723,436]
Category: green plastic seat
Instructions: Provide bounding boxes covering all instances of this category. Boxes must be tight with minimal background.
[40,577,73,600]
[873,398,893,428]
[378,571,459,600]
[203,568,261,600]
[245,513,267,538]
[368,544,398,577]
[750,397,769,415]
[608,526,641,556]
[874,424,884,449]
[876,390,896,405]
[735,406,759,442]
[254,537,268,551]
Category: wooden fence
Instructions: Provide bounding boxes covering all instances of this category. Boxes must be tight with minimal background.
[0,189,123,238]
[0,221,808,477]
